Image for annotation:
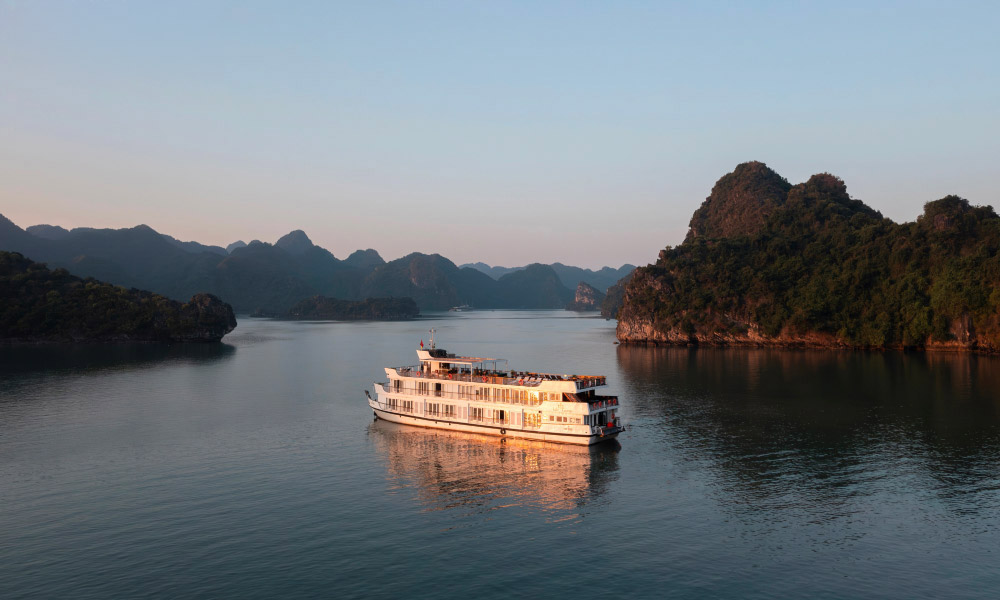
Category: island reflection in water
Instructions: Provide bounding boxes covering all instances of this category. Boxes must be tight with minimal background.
[368,420,620,517]
[616,344,1000,519]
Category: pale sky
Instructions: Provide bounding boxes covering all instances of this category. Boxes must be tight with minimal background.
[1,1,997,269]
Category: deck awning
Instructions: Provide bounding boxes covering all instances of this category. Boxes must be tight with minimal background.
[427,356,502,364]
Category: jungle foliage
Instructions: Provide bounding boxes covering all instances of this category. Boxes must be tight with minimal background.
[1,251,236,342]
[626,167,1000,348]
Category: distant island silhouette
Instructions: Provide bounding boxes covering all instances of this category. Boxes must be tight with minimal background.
[0,215,633,314]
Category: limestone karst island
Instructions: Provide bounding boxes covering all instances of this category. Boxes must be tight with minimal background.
[614,161,1000,353]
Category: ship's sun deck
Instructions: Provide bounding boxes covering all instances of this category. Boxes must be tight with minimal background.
[394,366,606,388]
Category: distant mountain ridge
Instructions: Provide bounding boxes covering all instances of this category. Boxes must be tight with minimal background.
[0,214,627,314]
[460,261,635,292]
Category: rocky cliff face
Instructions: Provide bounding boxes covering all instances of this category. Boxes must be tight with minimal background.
[685,161,792,241]
[600,270,635,319]
[617,163,1000,354]
[566,282,605,311]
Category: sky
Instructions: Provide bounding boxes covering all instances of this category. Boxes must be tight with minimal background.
[1,1,997,269]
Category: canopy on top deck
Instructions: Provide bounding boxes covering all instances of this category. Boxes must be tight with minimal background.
[424,355,502,364]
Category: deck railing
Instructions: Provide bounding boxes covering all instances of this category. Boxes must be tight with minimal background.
[392,367,606,389]
[374,384,616,410]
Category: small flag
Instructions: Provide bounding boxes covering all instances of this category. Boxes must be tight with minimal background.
[420,339,424,348]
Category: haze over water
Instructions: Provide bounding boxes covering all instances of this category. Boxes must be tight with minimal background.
[2,312,999,599]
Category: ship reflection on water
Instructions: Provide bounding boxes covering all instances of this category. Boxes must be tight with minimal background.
[368,420,620,517]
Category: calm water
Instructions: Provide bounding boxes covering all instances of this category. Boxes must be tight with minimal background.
[2,312,999,599]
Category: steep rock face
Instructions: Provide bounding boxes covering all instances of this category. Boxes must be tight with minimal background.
[618,164,1000,353]
[685,161,792,241]
[600,270,636,319]
[566,282,605,311]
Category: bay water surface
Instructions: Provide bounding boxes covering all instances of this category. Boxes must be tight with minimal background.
[2,311,999,598]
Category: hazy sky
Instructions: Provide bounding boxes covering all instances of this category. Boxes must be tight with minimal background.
[2,1,997,269]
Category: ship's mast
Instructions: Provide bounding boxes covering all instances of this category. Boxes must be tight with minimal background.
[429,328,436,349]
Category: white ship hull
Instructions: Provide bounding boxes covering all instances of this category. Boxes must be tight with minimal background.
[369,400,621,446]
[368,338,624,446]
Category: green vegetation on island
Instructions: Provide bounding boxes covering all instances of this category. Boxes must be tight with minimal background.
[1,251,237,342]
[618,162,1000,352]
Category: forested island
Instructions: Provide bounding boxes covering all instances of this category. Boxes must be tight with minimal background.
[1,251,237,343]
[285,295,419,320]
[617,162,1000,353]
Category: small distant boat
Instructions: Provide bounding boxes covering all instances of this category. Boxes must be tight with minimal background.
[449,304,472,312]
[366,333,623,445]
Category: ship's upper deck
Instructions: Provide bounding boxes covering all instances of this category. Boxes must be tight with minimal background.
[400,346,607,390]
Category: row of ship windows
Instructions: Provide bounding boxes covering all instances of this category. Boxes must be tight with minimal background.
[384,398,598,426]
[393,380,560,404]
[551,415,582,424]
[426,403,457,417]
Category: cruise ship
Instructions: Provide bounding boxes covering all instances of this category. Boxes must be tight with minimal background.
[366,334,623,445]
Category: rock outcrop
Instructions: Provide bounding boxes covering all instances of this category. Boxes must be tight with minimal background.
[600,270,635,319]
[566,282,605,311]
[617,163,1000,354]
[685,161,792,241]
